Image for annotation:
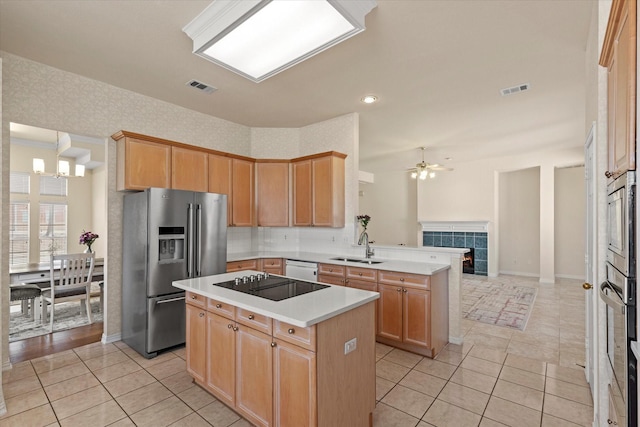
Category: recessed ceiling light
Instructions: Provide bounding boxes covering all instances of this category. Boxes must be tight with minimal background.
[361,95,378,104]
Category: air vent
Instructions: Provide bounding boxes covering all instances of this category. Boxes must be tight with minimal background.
[186,79,217,94]
[500,83,530,96]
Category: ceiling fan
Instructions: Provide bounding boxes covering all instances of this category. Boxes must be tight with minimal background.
[408,147,453,180]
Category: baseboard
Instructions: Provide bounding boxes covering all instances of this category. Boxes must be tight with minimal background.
[555,274,585,280]
[102,332,121,344]
[2,358,12,372]
[498,270,539,278]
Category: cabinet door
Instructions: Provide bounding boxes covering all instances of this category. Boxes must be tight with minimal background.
[377,284,403,342]
[273,339,317,427]
[172,146,208,192]
[292,160,312,226]
[257,162,289,226]
[186,304,206,384]
[206,313,236,407]
[312,155,345,227]
[317,275,344,286]
[119,137,171,191]
[208,154,232,226]
[236,325,273,427]
[403,288,431,348]
[232,158,255,227]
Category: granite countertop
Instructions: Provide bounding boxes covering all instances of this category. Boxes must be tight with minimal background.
[173,270,380,328]
[227,251,451,276]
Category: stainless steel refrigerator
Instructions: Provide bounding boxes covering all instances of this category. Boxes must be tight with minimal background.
[122,187,227,358]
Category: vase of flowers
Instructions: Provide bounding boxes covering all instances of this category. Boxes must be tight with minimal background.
[356,214,371,245]
[79,230,99,253]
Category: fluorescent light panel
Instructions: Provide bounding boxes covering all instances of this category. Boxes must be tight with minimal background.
[184,0,376,82]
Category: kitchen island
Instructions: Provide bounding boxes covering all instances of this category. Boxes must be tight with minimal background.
[173,271,379,427]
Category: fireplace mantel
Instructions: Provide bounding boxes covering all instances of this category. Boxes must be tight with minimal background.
[419,221,489,233]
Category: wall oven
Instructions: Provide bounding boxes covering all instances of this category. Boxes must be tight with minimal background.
[602,170,637,426]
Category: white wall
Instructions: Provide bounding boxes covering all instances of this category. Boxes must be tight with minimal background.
[91,163,107,257]
[498,167,541,276]
[554,166,586,278]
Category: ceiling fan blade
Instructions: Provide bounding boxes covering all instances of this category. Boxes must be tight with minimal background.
[428,166,453,171]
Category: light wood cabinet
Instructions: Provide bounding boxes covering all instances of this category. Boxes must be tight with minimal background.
[257,161,289,226]
[115,134,171,191]
[185,303,206,384]
[260,258,283,275]
[227,259,259,272]
[292,152,346,227]
[601,0,636,179]
[206,311,236,407]
[208,154,232,225]
[376,270,448,358]
[317,263,345,286]
[232,158,255,226]
[171,146,208,192]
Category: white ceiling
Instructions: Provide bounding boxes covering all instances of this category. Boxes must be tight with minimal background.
[0,0,594,170]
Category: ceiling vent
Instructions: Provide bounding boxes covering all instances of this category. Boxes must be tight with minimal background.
[500,83,530,96]
[186,79,217,94]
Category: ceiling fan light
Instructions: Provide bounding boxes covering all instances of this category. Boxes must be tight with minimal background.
[410,171,418,179]
[429,172,436,178]
[419,170,428,180]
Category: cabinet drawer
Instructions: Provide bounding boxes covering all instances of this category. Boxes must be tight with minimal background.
[274,320,316,351]
[263,267,283,275]
[318,263,345,277]
[227,259,258,272]
[186,291,206,308]
[236,308,272,334]
[261,258,282,268]
[346,279,377,293]
[318,274,344,286]
[207,298,235,320]
[378,270,430,290]
[346,266,377,283]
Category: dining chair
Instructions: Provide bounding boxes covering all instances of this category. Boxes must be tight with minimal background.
[42,252,95,333]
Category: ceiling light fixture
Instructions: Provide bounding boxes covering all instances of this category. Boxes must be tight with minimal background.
[33,132,85,178]
[407,147,453,180]
[361,95,378,104]
[183,0,377,83]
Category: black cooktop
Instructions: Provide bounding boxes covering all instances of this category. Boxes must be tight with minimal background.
[212,274,329,301]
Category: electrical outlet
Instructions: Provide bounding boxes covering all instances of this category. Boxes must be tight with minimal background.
[344,338,357,355]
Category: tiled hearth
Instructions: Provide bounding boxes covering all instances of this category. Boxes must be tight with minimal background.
[421,221,489,276]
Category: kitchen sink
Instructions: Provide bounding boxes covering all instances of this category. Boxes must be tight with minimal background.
[329,257,383,264]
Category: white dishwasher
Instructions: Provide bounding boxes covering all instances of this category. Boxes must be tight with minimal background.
[285,259,318,282]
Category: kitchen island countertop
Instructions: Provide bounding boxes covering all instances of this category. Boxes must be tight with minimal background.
[173,270,379,328]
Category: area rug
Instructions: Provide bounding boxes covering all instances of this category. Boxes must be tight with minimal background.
[9,298,102,342]
[462,278,537,331]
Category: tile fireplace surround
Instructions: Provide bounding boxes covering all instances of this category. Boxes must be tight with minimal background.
[421,221,489,276]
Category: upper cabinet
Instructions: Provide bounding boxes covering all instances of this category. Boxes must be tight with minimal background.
[231,158,255,227]
[172,146,208,192]
[293,152,346,227]
[600,0,637,180]
[208,154,232,226]
[257,161,289,227]
[114,132,171,191]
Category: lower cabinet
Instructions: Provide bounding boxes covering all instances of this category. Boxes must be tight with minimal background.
[260,258,283,275]
[205,312,235,407]
[273,339,316,426]
[227,259,259,272]
[185,304,206,384]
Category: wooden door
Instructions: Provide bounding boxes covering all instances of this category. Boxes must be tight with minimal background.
[292,160,312,226]
[206,312,236,407]
[232,158,255,227]
[257,162,289,226]
[208,154,232,225]
[377,284,403,342]
[172,146,208,192]
[235,325,273,427]
[273,339,317,427]
[120,137,171,191]
[403,288,431,348]
[185,304,206,384]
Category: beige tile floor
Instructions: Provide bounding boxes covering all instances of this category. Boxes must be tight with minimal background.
[0,274,591,427]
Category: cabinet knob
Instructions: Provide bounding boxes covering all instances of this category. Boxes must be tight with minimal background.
[403,289,407,293]
[271,342,277,347]
[233,326,238,332]
[345,279,349,284]
[191,295,197,299]
[288,328,295,334]
[397,288,402,292]
[329,269,333,272]
[359,273,363,276]
[400,278,405,282]
[248,314,255,320]
[216,304,222,309]
[605,171,614,178]
[199,312,205,317]
[228,324,233,329]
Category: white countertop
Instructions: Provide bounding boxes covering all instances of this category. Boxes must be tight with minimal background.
[227,251,450,276]
[173,270,380,328]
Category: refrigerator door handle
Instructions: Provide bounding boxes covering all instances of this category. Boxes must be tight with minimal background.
[155,296,186,304]
[187,203,194,278]
[196,204,202,277]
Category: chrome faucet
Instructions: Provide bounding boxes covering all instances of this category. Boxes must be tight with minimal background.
[358,231,375,258]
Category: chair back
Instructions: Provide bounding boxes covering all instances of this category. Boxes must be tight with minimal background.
[50,253,95,293]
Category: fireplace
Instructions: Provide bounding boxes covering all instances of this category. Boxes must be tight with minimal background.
[463,248,475,274]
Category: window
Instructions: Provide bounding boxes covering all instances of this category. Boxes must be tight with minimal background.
[10,171,30,194]
[40,175,67,196]
[39,203,67,262]
[9,202,29,267]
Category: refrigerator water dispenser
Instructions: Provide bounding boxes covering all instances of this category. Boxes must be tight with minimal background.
[158,227,185,262]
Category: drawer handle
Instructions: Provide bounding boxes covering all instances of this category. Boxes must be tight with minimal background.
[359,273,363,276]
[191,295,197,299]
[216,304,222,309]
[400,278,405,282]
[199,312,205,317]
[288,328,295,334]
[397,288,402,292]
[329,268,333,272]
[248,314,255,320]
[271,342,277,348]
